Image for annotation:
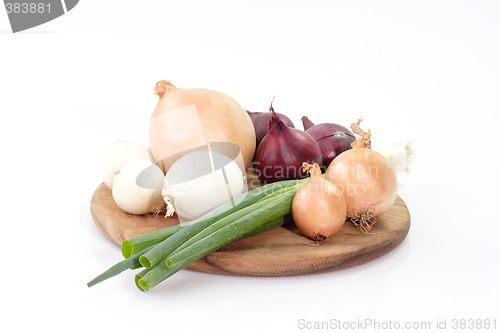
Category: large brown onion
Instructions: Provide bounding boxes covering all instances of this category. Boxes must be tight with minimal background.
[149,81,256,173]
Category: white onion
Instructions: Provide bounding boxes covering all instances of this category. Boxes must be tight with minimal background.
[383,141,415,174]
[101,140,151,189]
[162,150,245,221]
[112,160,165,215]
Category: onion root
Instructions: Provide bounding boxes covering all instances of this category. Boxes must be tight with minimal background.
[350,209,377,235]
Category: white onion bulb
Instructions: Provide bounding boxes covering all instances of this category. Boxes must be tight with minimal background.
[101,140,151,189]
[112,160,165,215]
[162,150,245,221]
[383,141,415,174]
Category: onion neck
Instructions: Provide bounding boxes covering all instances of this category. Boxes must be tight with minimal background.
[301,116,315,131]
[302,162,322,178]
[268,97,285,133]
[154,80,176,98]
[350,118,372,149]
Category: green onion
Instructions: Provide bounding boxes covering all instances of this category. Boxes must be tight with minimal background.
[138,179,306,269]
[138,222,207,268]
[121,225,182,258]
[166,189,298,269]
[89,177,307,291]
[134,268,148,291]
[168,184,301,259]
[87,248,149,287]
[122,178,304,259]
[137,215,292,291]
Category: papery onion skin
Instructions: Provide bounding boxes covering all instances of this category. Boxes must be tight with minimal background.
[292,163,346,241]
[248,110,295,150]
[302,116,355,170]
[149,81,255,173]
[325,148,398,220]
[254,117,322,185]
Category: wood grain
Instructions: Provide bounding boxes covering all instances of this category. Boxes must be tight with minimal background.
[91,175,411,276]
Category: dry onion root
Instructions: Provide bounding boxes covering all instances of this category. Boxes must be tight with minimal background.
[326,119,398,234]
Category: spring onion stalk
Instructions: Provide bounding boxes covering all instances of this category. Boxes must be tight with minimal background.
[137,215,292,291]
[135,268,148,291]
[90,177,308,291]
[122,178,305,259]
[168,184,301,259]
[165,189,298,269]
[138,180,305,269]
[87,248,149,287]
[138,221,207,268]
[121,224,183,258]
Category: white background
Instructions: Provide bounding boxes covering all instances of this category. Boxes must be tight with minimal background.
[1,1,499,332]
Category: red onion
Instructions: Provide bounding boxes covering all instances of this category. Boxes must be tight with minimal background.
[247,110,295,150]
[255,109,322,185]
[246,110,260,123]
[301,116,356,170]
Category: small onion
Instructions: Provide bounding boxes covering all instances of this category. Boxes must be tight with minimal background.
[112,160,165,215]
[292,163,346,242]
[101,140,151,189]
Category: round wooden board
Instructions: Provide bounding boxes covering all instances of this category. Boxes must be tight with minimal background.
[91,182,410,276]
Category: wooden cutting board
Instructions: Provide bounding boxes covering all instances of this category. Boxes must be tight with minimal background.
[91,174,410,276]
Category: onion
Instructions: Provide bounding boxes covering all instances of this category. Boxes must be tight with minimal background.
[292,163,346,242]
[149,81,255,173]
[162,148,244,221]
[246,110,260,123]
[254,104,322,185]
[382,141,415,173]
[112,160,165,215]
[247,109,295,150]
[325,119,397,233]
[301,116,355,170]
[101,140,151,189]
